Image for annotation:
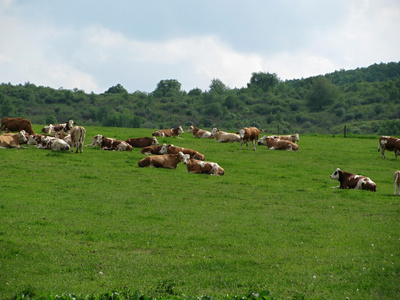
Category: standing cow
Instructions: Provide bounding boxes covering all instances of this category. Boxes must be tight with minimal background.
[394,170,400,196]
[378,136,400,159]
[0,117,35,135]
[239,127,260,151]
[330,168,376,192]
[70,126,86,153]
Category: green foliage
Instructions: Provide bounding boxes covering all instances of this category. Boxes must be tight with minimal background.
[0,62,399,135]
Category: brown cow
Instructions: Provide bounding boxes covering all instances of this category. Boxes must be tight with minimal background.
[268,133,300,143]
[87,134,132,151]
[159,143,205,160]
[187,126,213,139]
[53,120,75,133]
[378,136,400,159]
[239,127,260,150]
[70,126,86,153]
[0,117,35,135]
[140,145,163,155]
[180,153,225,176]
[330,168,376,192]
[138,153,183,169]
[126,136,159,148]
[257,136,299,151]
[152,126,184,137]
[0,131,28,148]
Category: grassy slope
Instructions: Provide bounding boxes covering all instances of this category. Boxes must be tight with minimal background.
[0,126,399,299]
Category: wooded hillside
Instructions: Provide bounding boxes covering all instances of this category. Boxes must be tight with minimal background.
[1,61,399,135]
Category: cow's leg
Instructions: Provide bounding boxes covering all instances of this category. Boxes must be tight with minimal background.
[252,140,256,151]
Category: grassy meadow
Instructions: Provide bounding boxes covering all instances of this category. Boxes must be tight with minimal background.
[0,125,399,299]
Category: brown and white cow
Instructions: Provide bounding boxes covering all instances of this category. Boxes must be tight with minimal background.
[125,136,159,148]
[330,168,376,192]
[140,145,163,155]
[87,134,132,151]
[138,153,183,169]
[378,136,400,159]
[33,135,70,151]
[55,132,72,146]
[179,153,225,176]
[239,127,260,151]
[0,117,35,135]
[212,128,241,143]
[52,120,75,133]
[187,126,213,139]
[159,143,205,160]
[394,170,400,196]
[0,131,28,148]
[70,126,86,153]
[257,136,299,151]
[270,133,300,143]
[152,126,184,137]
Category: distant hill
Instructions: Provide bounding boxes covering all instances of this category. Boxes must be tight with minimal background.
[1,61,399,135]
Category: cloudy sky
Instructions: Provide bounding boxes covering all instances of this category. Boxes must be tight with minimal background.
[0,0,399,94]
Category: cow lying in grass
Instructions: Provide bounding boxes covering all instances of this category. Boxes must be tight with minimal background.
[160,144,205,160]
[180,153,225,176]
[330,168,376,192]
[257,136,299,151]
[212,128,240,143]
[138,153,183,169]
[87,135,132,151]
[0,131,28,148]
[126,137,159,148]
[140,145,163,155]
[152,126,184,137]
[187,126,213,139]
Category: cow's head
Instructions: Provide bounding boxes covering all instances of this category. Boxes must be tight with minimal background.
[187,125,194,133]
[239,129,245,139]
[212,128,219,136]
[68,120,75,129]
[330,168,341,180]
[18,131,28,144]
[151,137,159,145]
[91,134,103,146]
[160,143,168,154]
[257,136,268,145]
[292,133,300,142]
[178,151,190,164]
[177,126,184,134]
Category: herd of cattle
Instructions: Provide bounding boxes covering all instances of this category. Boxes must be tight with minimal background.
[1,117,400,194]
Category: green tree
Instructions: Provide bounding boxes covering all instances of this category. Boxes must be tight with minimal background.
[209,78,228,94]
[306,76,339,111]
[0,97,13,116]
[248,72,279,92]
[105,84,128,94]
[153,79,181,97]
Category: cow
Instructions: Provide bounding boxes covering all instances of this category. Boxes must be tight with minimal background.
[32,135,70,151]
[140,145,163,155]
[270,133,300,143]
[257,136,299,151]
[239,127,260,151]
[0,117,35,135]
[152,126,184,137]
[86,134,132,151]
[70,126,86,153]
[159,143,205,160]
[52,120,75,133]
[330,168,376,192]
[211,128,241,143]
[138,153,183,169]
[125,137,159,148]
[55,132,72,146]
[179,153,225,176]
[378,136,400,159]
[0,131,28,148]
[187,126,213,139]
[394,170,400,196]
[41,124,55,134]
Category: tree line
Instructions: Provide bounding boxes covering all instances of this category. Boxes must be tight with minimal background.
[1,61,400,135]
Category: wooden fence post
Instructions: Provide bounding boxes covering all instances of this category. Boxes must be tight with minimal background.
[344,125,347,138]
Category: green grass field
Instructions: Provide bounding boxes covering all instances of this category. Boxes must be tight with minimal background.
[1,126,399,299]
